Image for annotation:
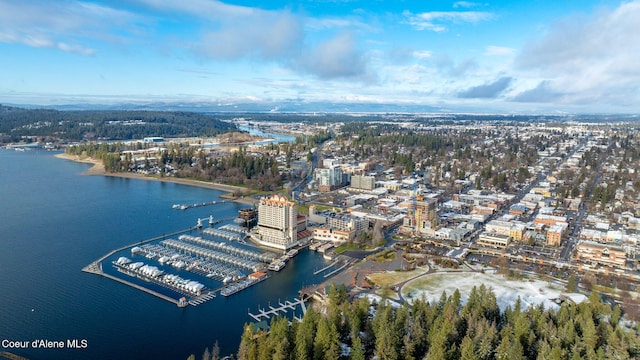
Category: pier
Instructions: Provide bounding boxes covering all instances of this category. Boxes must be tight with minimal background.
[172,200,229,210]
[324,260,351,278]
[313,260,340,275]
[101,270,181,306]
[248,297,307,322]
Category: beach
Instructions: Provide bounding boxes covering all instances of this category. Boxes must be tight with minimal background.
[54,153,258,205]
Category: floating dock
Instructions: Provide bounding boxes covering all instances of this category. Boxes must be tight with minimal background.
[81,228,198,307]
[248,297,307,322]
[172,200,229,210]
[220,275,268,297]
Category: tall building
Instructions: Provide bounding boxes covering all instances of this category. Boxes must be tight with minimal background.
[316,165,344,192]
[351,175,375,191]
[254,195,299,250]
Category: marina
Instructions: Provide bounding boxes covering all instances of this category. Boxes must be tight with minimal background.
[202,227,243,241]
[81,215,305,308]
[161,239,263,271]
[178,234,276,262]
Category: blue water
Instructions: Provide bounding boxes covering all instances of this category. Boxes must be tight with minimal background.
[0,150,327,359]
[237,125,296,144]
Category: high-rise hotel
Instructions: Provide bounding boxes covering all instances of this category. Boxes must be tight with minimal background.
[254,194,300,250]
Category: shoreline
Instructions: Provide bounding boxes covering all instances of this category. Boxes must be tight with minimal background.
[54,153,258,206]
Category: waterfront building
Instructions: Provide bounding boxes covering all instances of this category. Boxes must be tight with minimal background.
[254,195,299,250]
[313,227,354,243]
[309,205,369,234]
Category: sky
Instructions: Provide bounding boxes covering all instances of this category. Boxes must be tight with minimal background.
[0,0,639,113]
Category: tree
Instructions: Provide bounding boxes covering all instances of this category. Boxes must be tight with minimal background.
[211,341,220,360]
[350,336,365,360]
[460,336,478,360]
[566,274,577,292]
[202,347,211,360]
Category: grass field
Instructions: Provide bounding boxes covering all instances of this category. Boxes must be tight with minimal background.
[366,267,429,287]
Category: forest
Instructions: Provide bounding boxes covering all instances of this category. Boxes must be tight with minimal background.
[231,284,639,360]
[0,105,236,142]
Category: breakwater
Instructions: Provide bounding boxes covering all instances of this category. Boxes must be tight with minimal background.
[81,228,196,306]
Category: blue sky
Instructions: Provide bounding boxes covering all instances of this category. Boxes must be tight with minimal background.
[0,0,638,113]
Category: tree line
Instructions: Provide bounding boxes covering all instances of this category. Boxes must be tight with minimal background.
[233,284,638,360]
[0,105,235,142]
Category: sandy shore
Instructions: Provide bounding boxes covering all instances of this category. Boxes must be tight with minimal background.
[54,153,258,205]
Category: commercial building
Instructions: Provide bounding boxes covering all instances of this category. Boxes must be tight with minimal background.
[575,241,626,268]
[477,233,511,248]
[313,227,354,243]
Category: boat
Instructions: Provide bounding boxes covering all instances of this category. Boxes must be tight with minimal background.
[267,261,286,271]
[286,249,299,258]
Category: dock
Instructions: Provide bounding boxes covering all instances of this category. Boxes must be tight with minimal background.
[313,260,340,275]
[172,200,229,210]
[81,227,195,306]
[100,270,181,306]
[82,227,195,275]
[324,260,350,278]
[220,275,268,297]
[248,297,307,322]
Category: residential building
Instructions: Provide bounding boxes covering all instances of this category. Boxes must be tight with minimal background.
[546,224,566,246]
[316,165,344,192]
[254,195,299,250]
[351,175,376,191]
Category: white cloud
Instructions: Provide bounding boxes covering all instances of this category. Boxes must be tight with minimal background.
[297,32,370,80]
[136,0,256,20]
[404,10,494,32]
[197,11,303,60]
[412,50,433,60]
[0,0,144,54]
[453,2,481,9]
[484,46,515,57]
[515,0,640,107]
[57,42,96,56]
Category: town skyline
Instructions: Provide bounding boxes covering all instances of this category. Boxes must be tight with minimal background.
[1,0,639,114]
